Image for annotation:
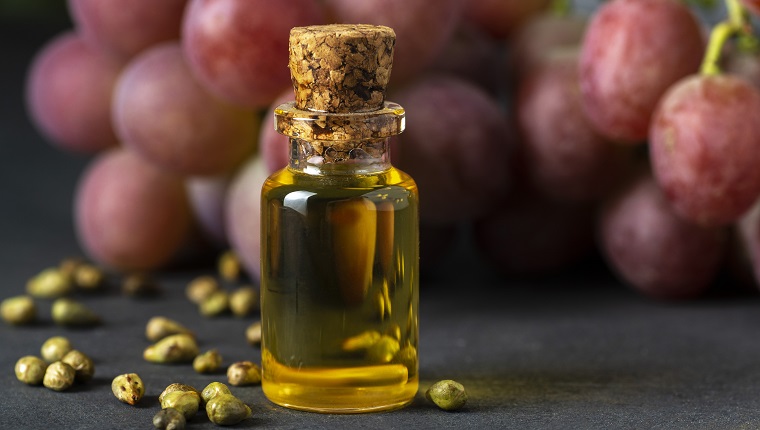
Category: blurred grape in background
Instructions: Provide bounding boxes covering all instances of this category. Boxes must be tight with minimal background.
[10,0,760,302]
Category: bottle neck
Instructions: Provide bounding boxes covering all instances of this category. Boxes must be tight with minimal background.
[275,100,404,176]
[288,137,392,176]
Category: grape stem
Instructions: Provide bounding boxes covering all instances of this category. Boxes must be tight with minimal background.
[726,0,745,26]
[699,0,752,75]
[701,21,741,75]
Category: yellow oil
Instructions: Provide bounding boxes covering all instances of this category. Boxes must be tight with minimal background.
[260,166,419,413]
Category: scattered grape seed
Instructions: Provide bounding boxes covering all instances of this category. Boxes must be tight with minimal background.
[193,349,223,374]
[153,408,186,430]
[144,334,199,364]
[227,361,261,386]
[43,361,76,391]
[205,394,251,425]
[1,295,37,325]
[426,380,467,411]
[15,356,47,385]
[185,276,219,304]
[201,382,232,404]
[145,316,193,342]
[112,373,144,405]
[159,383,201,405]
[41,336,73,363]
[26,268,72,298]
[61,350,95,383]
[51,298,101,326]
[160,391,200,420]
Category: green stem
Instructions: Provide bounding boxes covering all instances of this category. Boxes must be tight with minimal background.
[726,0,745,27]
[700,0,753,75]
[700,21,741,75]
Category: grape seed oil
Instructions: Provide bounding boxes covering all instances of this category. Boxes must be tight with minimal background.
[260,25,419,413]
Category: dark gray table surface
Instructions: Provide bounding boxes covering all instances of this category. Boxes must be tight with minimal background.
[3,9,760,430]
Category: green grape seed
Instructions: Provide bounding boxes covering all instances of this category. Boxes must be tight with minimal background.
[193,349,223,374]
[229,286,259,317]
[185,276,219,304]
[426,379,468,411]
[1,295,36,325]
[226,361,261,386]
[61,350,95,383]
[205,394,251,425]
[161,391,200,420]
[201,382,232,404]
[159,383,201,405]
[26,268,72,298]
[40,336,73,362]
[153,408,186,430]
[112,373,145,405]
[51,298,101,326]
[145,316,193,342]
[43,361,76,391]
[199,291,229,317]
[144,334,199,364]
[15,356,47,385]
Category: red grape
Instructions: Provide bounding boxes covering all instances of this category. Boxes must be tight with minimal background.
[391,75,513,225]
[324,0,462,84]
[68,0,187,61]
[599,174,727,299]
[509,13,586,79]
[75,149,192,271]
[464,0,551,39]
[516,49,633,202]
[650,74,760,226]
[578,0,704,143]
[187,174,233,246]
[26,32,120,153]
[260,89,295,174]
[182,0,325,108]
[225,157,270,280]
[473,193,596,276]
[113,42,258,176]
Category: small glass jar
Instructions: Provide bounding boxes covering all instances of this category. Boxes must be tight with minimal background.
[260,99,419,413]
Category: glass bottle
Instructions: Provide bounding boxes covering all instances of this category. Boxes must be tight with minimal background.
[260,24,419,413]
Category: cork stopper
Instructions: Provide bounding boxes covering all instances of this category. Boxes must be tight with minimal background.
[288,24,395,113]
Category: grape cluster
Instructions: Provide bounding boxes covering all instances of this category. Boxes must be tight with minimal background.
[24,0,760,300]
[587,0,760,299]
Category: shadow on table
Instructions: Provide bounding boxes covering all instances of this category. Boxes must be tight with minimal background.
[420,366,695,413]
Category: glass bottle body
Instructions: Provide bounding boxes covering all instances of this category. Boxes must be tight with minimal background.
[260,137,419,413]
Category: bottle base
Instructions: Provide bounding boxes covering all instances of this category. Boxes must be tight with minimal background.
[262,348,418,413]
[263,379,418,413]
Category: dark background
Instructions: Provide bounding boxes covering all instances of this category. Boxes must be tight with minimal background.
[3,2,760,429]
